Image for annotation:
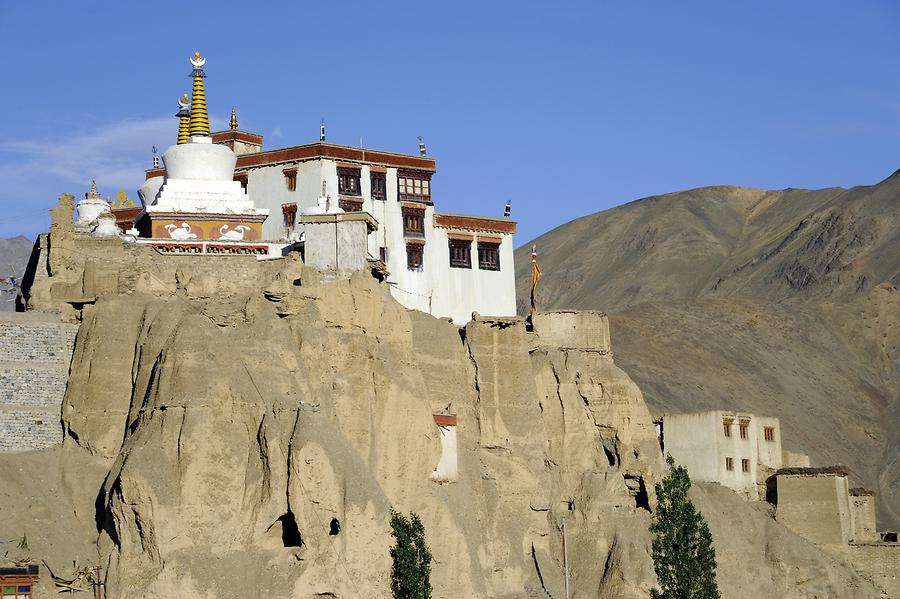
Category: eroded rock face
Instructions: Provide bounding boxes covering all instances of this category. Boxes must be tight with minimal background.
[41,248,661,598]
[1,223,883,598]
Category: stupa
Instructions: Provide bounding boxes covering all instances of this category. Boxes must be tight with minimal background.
[140,52,268,242]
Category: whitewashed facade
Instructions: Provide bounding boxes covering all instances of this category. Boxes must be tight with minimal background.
[143,130,518,324]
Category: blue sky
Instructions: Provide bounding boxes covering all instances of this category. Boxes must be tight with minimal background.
[2,1,900,244]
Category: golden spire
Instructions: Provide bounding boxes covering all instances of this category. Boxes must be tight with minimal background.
[230,107,238,131]
[176,93,191,145]
[188,51,210,137]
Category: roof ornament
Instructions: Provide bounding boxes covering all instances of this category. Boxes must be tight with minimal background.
[152,145,160,168]
[230,107,238,131]
[504,200,511,218]
[190,51,206,69]
[84,179,102,201]
[418,135,427,156]
[176,93,191,144]
[320,119,326,142]
[188,51,210,137]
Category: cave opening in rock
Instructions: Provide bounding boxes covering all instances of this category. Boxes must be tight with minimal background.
[329,517,341,536]
[634,479,650,512]
[278,512,302,547]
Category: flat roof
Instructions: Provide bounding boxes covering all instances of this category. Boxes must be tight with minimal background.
[146,141,435,180]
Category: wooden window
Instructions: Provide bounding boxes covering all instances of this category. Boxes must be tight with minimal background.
[478,242,500,271]
[739,421,749,439]
[283,168,297,192]
[764,426,775,442]
[723,419,732,437]
[402,207,425,237]
[741,459,750,473]
[449,239,472,268]
[339,198,363,212]
[398,170,432,201]
[338,167,361,196]
[282,203,297,229]
[371,172,386,201]
[406,243,424,270]
[725,457,733,471]
[234,172,248,190]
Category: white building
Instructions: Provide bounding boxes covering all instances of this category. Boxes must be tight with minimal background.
[659,410,783,498]
[143,119,517,324]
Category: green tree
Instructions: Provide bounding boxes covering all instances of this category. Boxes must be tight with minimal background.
[649,455,721,599]
[389,509,432,599]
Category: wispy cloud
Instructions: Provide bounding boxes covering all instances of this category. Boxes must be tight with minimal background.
[271,126,284,138]
[0,115,233,237]
[0,117,176,191]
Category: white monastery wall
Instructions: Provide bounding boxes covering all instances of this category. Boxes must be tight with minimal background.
[231,154,516,324]
[247,161,324,240]
[662,411,721,483]
[715,412,759,497]
[428,228,516,324]
[755,415,783,470]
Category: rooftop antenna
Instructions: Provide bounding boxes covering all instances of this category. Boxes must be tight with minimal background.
[504,200,511,218]
[320,119,326,142]
[152,146,159,169]
[418,135,427,156]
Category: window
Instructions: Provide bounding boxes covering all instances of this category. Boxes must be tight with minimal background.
[339,198,363,212]
[478,242,500,271]
[402,207,425,237]
[234,173,248,190]
[739,421,749,439]
[406,243,424,270]
[338,167,361,196]
[764,426,775,442]
[398,170,432,201]
[283,167,297,192]
[282,203,297,229]
[723,419,732,437]
[741,459,750,473]
[371,172,386,201]
[449,239,472,268]
[379,246,388,263]
[725,457,733,471]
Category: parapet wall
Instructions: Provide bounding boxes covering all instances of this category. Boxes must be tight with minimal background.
[0,311,78,451]
[531,310,611,353]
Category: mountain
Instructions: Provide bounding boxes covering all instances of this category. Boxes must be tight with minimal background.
[515,172,900,529]
[0,236,34,310]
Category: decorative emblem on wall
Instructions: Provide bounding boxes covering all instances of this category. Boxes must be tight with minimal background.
[218,224,250,241]
[164,222,198,240]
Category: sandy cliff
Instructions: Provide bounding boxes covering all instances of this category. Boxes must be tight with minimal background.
[0,195,882,597]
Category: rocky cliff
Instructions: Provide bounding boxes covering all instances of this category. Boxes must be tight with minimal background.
[0,195,882,598]
[515,173,900,530]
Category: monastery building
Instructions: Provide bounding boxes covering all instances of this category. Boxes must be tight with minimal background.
[86,52,517,325]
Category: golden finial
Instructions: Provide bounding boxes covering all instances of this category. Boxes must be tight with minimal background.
[188,51,210,137]
[230,107,238,131]
[176,93,191,144]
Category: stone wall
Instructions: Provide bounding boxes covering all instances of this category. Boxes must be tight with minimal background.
[776,472,852,548]
[531,310,611,352]
[0,311,78,451]
[846,543,900,598]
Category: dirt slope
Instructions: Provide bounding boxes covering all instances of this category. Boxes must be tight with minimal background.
[515,172,900,529]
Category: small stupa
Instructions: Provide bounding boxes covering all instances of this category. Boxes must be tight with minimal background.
[140,52,268,241]
[75,179,110,225]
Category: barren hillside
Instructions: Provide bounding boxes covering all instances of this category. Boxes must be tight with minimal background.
[0,235,33,310]
[515,172,900,529]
